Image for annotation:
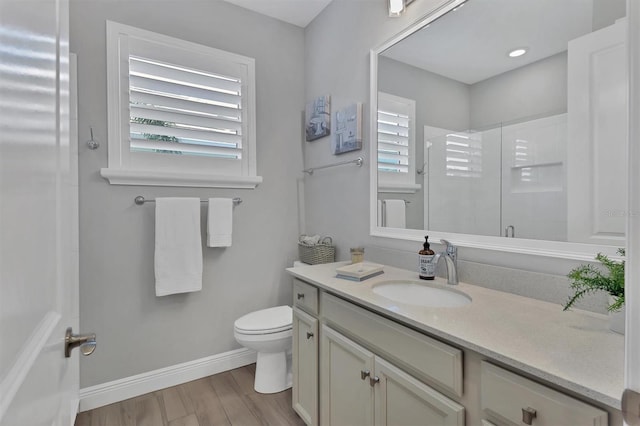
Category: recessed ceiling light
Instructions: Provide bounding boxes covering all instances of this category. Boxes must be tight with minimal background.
[508,48,527,58]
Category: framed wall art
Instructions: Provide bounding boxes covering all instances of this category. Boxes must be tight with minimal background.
[305,95,331,141]
[332,102,362,155]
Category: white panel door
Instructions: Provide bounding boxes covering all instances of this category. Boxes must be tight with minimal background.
[320,325,375,426]
[567,19,627,245]
[0,0,82,425]
[374,357,464,426]
[292,307,318,426]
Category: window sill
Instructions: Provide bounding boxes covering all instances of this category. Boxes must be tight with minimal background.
[100,168,263,189]
[377,182,421,194]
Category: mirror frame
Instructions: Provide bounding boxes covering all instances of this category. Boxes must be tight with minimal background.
[369,0,623,261]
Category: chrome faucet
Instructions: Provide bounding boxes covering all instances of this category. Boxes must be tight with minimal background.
[440,239,457,268]
[432,240,458,285]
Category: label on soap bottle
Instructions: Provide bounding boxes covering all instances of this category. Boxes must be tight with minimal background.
[419,254,435,280]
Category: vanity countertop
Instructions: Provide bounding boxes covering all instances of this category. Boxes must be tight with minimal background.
[286,262,624,410]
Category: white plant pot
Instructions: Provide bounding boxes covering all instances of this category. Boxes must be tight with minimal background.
[608,296,625,334]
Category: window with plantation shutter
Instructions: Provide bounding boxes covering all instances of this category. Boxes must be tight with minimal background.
[445,132,482,178]
[377,92,420,193]
[102,21,262,188]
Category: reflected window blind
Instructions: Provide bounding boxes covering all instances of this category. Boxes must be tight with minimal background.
[377,109,410,173]
[129,56,243,159]
[445,132,482,178]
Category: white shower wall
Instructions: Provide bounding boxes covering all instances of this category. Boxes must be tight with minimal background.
[501,114,567,241]
[424,113,567,240]
[425,125,501,236]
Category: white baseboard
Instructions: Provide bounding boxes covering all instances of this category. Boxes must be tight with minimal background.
[79,348,256,412]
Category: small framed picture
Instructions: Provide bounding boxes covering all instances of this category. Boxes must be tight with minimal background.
[305,95,331,141]
[332,103,362,155]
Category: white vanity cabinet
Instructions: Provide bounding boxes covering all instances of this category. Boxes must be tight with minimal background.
[320,324,464,426]
[292,279,320,425]
[320,325,375,425]
[290,274,618,426]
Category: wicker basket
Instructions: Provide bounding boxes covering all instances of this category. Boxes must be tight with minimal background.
[298,236,335,265]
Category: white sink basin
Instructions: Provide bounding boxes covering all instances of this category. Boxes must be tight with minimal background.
[372,280,471,308]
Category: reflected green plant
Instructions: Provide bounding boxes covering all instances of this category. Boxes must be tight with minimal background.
[563,249,625,312]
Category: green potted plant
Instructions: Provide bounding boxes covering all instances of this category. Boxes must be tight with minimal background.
[563,249,625,334]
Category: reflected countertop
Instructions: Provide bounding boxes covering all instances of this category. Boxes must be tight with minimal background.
[286,262,624,410]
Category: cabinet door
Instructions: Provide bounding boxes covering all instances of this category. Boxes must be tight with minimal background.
[374,357,465,426]
[293,307,319,425]
[321,325,375,426]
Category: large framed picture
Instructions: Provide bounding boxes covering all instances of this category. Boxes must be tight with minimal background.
[305,95,331,141]
[332,103,362,154]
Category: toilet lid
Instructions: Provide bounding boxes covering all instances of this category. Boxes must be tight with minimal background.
[234,305,292,334]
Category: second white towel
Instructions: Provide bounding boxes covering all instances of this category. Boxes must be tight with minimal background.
[207,198,233,247]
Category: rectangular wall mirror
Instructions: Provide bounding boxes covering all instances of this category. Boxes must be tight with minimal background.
[370,0,628,260]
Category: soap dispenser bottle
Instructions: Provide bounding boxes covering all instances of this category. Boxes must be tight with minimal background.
[419,236,436,280]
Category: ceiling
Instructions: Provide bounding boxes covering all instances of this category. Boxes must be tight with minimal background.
[221,0,333,28]
[382,0,595,85]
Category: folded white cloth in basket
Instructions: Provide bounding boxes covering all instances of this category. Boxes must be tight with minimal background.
[300,234,321,245]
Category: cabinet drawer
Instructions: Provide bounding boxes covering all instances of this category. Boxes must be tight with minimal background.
[481,362,608,426]
[321,292,463,397]
[293,279,318,315]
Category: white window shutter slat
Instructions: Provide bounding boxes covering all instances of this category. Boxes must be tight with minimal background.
[130,105,242,134]
[130,91,242,122]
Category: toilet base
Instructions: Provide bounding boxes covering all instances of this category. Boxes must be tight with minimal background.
[254,350,292,394]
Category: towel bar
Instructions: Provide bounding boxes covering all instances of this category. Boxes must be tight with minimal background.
[134,196,242,206]
[302,157,363,175]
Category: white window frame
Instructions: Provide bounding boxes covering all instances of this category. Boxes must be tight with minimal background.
[101,21,262,188]
[377,92,421,193]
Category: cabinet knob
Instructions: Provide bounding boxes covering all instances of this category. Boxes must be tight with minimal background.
[361,370,371,380]
[306,331,314,340]
[522,407,537,425]
[297,293,305,300]
[369,376,380,387]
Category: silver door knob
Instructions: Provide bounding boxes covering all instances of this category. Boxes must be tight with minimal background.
[297,293,305,300]
[361,370,371,380]
[306,331,314,340]
[522,407,537,425]
[65,327,96,358]
[369,376,380,387]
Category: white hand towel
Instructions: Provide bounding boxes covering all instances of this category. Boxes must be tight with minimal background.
[154,198,203,297]
[384,199,406,229]
[207,198,233,247]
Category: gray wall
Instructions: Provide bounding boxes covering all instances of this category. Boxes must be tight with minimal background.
[469,52,568,129]
[302,0,449,263]
[592,0,626,31]
[71,0,304,387]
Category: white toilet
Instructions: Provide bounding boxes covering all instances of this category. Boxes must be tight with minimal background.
[234,305,293,394]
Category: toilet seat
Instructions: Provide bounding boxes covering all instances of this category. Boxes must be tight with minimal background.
[234,305,292,335]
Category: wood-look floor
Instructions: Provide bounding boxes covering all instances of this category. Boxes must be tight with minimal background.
[75,364,305,426]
